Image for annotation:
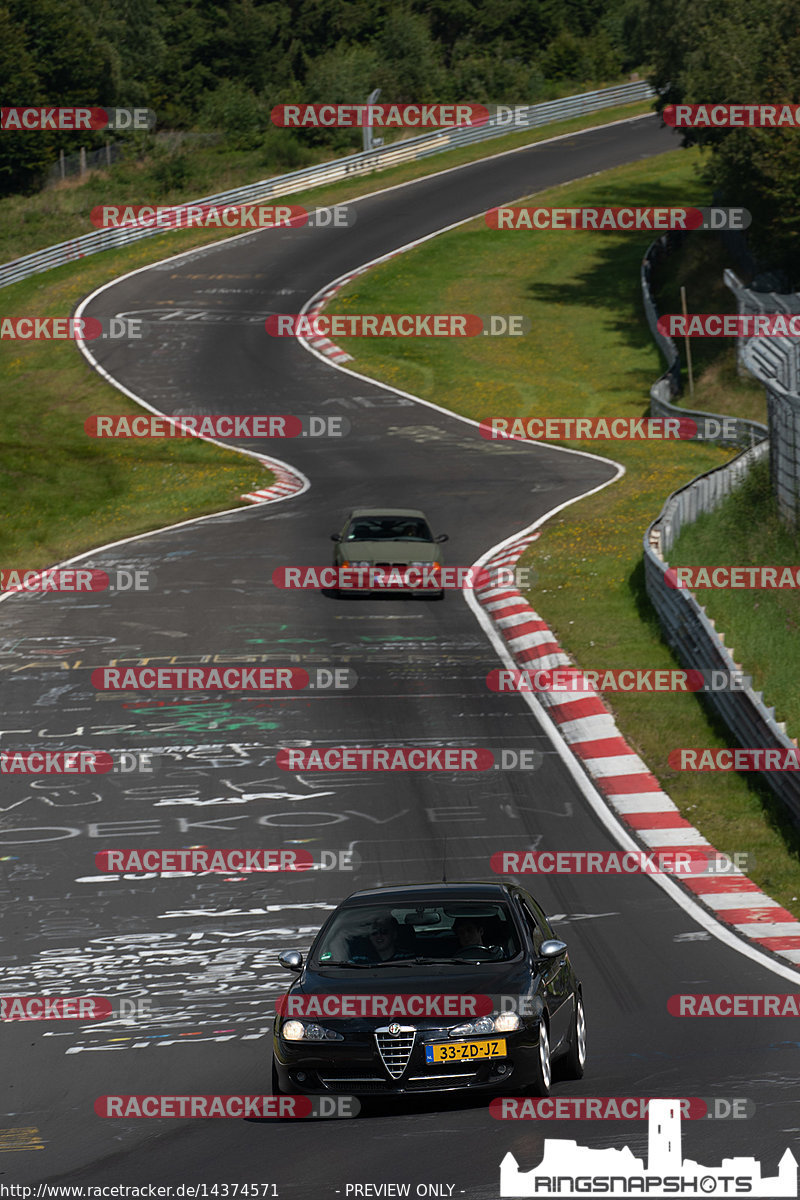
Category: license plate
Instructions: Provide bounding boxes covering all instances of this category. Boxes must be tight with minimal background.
[425,1039,507,1064]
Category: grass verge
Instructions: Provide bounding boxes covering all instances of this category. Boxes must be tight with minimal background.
[322,145,800,916]
[0,97,653,572]
[0,255,271,566]
[2,99,653,263]
[669,457,800,736]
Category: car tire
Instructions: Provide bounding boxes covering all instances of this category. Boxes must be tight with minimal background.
[526,1019,552,1096]
[562,994,587,1079]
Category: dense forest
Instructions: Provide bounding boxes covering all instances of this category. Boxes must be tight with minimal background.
[2,0,799,270]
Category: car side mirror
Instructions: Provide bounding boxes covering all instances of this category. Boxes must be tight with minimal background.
[435,533,449,543]
[278,950,304,972]
[539,939,567,959]
[330,534,342,542]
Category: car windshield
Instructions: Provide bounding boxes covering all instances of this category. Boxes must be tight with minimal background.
[344,516,433,543]
[311,902,520,967]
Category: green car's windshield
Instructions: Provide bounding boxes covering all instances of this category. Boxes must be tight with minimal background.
[344,516,433,542]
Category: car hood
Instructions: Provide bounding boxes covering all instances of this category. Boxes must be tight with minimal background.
[337,542,440,563]
[278,960,534,1030]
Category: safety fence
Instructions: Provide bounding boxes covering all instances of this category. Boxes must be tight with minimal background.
[641,238,798,822]
[1,80,655,290]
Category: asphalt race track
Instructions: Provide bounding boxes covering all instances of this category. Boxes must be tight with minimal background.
[2,114,799,1197]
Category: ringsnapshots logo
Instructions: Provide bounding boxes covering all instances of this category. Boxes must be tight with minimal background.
[1,316,144,341]
[1,566,152,593]
[85,414,349,438]
[498,1098,796,1197]
[486,206,750,231]
[90,204,354,230]
[266,313,528,338]
[1,106,155,130]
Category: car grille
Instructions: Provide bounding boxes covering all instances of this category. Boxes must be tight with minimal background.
[319,1075,388,1093]
[375,1027,415,1079]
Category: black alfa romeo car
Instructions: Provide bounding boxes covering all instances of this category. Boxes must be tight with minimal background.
[271,882,586,1098]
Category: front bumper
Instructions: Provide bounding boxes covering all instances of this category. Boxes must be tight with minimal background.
[274,1028,536,1096]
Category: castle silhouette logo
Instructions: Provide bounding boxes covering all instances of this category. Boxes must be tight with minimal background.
[500,1099,797,1197]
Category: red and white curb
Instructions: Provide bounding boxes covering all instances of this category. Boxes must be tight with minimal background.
[476,534,800,968]
[303,254,404,363]
[241,456,306,505]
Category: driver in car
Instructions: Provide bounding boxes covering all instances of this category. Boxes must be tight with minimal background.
[349,916,410,963]
[452,918,486,950]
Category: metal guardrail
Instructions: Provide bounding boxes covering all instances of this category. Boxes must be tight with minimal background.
[641,241,798,822]
[643,445,800,825]
[641,234,767,447]
[724,269,800,526]
[0,80,655,290]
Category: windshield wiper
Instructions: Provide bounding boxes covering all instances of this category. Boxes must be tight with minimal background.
[315,958,418,968]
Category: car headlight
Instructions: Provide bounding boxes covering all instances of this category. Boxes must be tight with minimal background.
[448,1011,521,1036]
[408,561,440,570]
[494,1011,521,1033]
[341,560,370,568]
[281,1020,344,1042]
